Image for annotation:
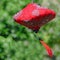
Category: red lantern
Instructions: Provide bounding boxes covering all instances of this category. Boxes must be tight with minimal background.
[13,3,55,32]
[13,3,56,58]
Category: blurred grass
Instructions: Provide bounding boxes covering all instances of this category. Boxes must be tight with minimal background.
[0,0,60,60]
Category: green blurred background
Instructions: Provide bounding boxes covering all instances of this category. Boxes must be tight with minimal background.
[0,0,60,60]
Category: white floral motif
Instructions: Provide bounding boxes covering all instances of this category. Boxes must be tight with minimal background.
[14,10,22,18]
[32,9,40,16]
[36,5,41,9]
[24,20,29,22]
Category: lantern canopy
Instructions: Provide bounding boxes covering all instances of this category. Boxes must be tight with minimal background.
[13,3,56,31]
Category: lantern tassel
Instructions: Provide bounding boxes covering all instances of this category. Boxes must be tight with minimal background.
[40,40,53,58]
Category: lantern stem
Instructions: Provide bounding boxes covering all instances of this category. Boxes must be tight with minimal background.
[33,30,39,33]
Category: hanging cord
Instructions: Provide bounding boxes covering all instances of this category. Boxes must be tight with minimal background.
[33,31,53,58]
[32,0,41,5]
[32,0,34,3]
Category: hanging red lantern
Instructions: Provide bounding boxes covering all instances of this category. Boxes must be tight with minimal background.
[13,3,56,58]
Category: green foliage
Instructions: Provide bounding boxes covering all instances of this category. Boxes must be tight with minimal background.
[0,0,60,60]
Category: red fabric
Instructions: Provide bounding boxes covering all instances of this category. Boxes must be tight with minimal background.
[13,3,56,31]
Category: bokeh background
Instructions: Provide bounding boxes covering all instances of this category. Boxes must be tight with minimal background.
[0,0,60,60]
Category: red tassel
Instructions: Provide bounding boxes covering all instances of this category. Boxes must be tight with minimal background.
[40,40,53,58]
